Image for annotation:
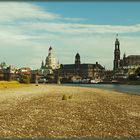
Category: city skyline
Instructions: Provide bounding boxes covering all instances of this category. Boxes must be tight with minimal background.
[0,2,140,70]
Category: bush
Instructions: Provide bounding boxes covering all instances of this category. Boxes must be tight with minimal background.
[19,75,30,84]
[62,94,73,100]
[62,94,67,100]
[68,95,73,99]
[135,67,140,77]
[128,74,138,81]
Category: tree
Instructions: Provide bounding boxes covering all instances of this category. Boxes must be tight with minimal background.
[0,62,7,69]
[135,67,140,77]
[19,74,30,84]
[129,74,137,81]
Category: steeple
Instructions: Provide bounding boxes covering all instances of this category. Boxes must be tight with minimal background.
[113,34,121,70]
[75,53,81,65]
[57,60,60,69]
[41,60,44,69]
[123,52,126,66]
[48,46,53,56]
[75,53,81,75]
[115,34,120,50]
[123,52,126,59]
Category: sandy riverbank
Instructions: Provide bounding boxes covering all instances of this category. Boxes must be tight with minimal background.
[0,84,139,138]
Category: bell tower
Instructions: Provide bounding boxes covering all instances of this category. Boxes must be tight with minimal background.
[75,53,81,67]
[113,34,120,70]
[75,53,81,75]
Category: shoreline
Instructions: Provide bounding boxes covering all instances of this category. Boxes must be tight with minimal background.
[61,83,140,96]
[0,84,139,138]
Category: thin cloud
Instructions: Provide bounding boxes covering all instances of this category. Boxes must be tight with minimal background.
[0,2,61,22]
[64,17,86,21]
[22,23,140,35]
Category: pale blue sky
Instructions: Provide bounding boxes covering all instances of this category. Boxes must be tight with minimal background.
[35,2,140,25]
[0,2,140,70]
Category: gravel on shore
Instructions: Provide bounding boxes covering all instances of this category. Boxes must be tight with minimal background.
[0,84,139,138]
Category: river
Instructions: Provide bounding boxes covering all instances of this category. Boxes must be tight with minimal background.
[63,84,140,95]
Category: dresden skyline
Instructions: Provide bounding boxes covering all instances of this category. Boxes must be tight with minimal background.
[0,2,140,70]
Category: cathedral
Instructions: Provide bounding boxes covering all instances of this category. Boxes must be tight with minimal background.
[113,36,140,76]
[40,46,59,74]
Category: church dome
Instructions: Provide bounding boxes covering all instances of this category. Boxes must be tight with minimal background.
[49,46,52,51]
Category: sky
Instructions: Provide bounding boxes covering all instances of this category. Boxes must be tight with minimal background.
[0,2,140,70]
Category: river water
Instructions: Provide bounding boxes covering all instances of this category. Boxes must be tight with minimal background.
[63,84,140,95]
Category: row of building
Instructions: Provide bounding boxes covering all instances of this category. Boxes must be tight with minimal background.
[0,36,140,83]
[39,46,105,83]
[39,35,140,83]
[0,64,31,81]
[113,36,140,79]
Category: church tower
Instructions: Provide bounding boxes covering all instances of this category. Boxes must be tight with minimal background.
[113,35,120,71]
[123,52,127,66]
[75,53,81,68]
[75,53,81,75]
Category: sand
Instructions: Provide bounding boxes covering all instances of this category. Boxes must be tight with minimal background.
[0,84,139,138]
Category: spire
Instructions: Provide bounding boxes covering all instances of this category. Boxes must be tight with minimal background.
[48,46,53,56]
[42,60,44,66]
[115,37,119,45]
[76,52,80,58]
[57,60,59,65]
[75,52,81,65]
[123,52,126,59]
[41,60,44,69]
[113,34,121,71]
[49,46,52,51]
[115,34,120,50]
[116,33,118,38]
[57,60,60,69]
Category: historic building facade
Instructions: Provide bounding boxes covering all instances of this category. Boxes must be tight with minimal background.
[60,53,105,80]
[113,37,140,77]
[41,46,58,70]
[40,46,59,75]
[113,38,120,71]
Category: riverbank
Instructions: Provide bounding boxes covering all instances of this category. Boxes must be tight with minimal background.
[121,80,140,85]
[0,81,28,89]
[63,83,140,95]
[0,84,139,138]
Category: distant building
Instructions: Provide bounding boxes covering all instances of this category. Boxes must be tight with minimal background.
[113,35,140,78]
[3,66,17,81]
[104,70,114,80]
[18,67,31,75]
[41,46,59,70]
[60,53,105,80]
[40,46,59,75]
[113,37,120,71]
[121,55,140,69]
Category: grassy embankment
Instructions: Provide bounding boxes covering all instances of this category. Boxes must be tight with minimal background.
[0,81,28,89]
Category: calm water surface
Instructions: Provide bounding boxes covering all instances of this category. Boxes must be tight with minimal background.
[63,84,140,95]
